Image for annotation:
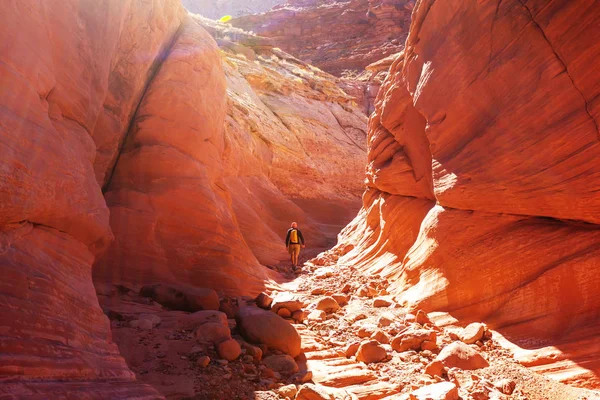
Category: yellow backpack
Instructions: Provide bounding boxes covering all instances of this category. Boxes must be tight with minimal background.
[290,229,299,244]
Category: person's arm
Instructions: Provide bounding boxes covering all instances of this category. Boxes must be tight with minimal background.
[298,230,305,246]
[285,229,291,247]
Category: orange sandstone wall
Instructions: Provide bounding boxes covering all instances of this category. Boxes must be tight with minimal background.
[336,0,600,364]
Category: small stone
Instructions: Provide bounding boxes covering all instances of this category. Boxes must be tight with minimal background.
[217,359,228,366]
[495,379,517,395]
[315,296,340,313]
[425,360,445,377]
[218,339,242,361]
[372,330,390,344]
[139,313,161,327]
[357,325,376,338]
[331,293,348,306]
[459,323,485,345]
[436,342,489,370]
[296,383,332,400]
[293,370,313,384]
[311,288,325,295]
[256,292,274,309]
[277,384,298,398]
[345,342,360,358]
[262,354,299,374]
[194,322,231,344]
[416,310,432,326]
[277,307,292,318]
[307,310,327,322]
[391,328,436,352]
[356,340,387,364]
[292,310,308,323]
[378,315,393,327]
[341,284,352,294]
[197,356,210,367]
[373,297,392,308]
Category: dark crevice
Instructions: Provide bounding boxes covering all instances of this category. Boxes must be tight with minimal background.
[102,22,187,193]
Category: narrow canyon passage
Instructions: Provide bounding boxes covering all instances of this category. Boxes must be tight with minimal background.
[1,0,600,399]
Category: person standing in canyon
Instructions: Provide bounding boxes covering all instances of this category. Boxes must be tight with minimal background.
[286,222,305,270]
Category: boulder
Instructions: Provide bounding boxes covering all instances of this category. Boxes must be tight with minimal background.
[409,382,458,400]
[194,322,231,344]
[436,342,489,370]
[296,383,333,400]
[256,292,273,309]
[138,313,161,327]
[236,306,302,357]
[218,339,242,361]
[262,354,299,374]
[139,284,219,312]
[355,340,387,364]
[315,296,340,313]
[391,328,436,352]
[271,293,306,314]
[177,310,228,330]
[459,323,485,345]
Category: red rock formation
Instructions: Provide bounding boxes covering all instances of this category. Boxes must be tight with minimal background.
[182,0,284,19]
[231,0,414,76]
[335,0,600,388]
[0,0,186,396]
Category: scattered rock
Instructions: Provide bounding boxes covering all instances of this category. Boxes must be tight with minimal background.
[494,379,516,395]
[177,310,228,330]
[139,284,219,311]
[292,310,308,323]
[311,288,325,295]
[371,330,390,344]
[373,297,392,308]
[240,340,263,361]
[357,284,377,298]
[271,293,305,314]
[138,313,161,327]
[425,360,445,377]
[378,315,393,327]
[194,322,232,344]
[391,328,436,352]
[197,356,210,367]
[277,308,292,318]
[345,342,360,358]
[459,323,485,345]
[416,310,432,326]
[236,306,302,357]
[421,340,438,351]
[256,292,274,309]
[409,381,458,400]
[262,354,299,374]
[331,293,348,306]
[218,338,242,361]
[293,370,313,384]
[436,342,489,370]
[356,340,387,364]
[296,383,333,400]
[307,310,327,322]
[315,296,340,313]
[277,384,298,398]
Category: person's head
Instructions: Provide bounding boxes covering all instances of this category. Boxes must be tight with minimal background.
[291,222,298,229]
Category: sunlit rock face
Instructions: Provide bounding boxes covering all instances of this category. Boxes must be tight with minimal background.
[231,0,414,76]
[0,0,365,394]
[334,0,600,388]
[0,0,185,396]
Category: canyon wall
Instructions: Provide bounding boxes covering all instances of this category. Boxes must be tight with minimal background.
[231,0,414,76]
[331,0,600,387]
[1,0,366,395]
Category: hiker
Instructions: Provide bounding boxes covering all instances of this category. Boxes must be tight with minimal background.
[285,222,305,269]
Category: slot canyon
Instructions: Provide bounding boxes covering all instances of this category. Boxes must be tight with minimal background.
[0,1,599,399]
